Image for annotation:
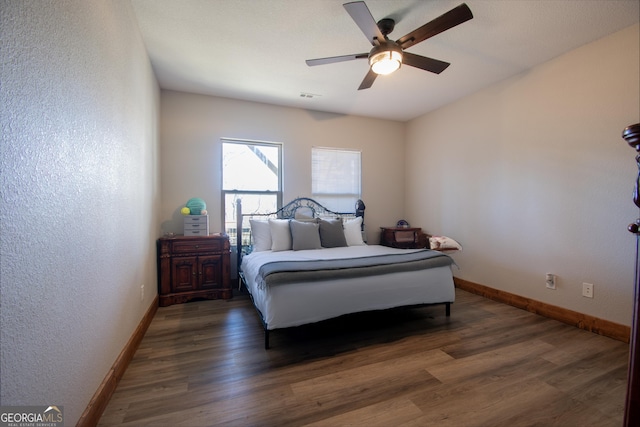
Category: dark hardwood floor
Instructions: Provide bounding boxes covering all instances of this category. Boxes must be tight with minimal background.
[98,288,629,426]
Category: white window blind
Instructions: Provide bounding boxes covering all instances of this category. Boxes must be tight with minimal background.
[312,147,361,213]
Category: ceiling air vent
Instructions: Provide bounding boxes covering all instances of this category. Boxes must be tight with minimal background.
[299,92,321,99]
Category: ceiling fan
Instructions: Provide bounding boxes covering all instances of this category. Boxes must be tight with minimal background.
[305,2,473,90]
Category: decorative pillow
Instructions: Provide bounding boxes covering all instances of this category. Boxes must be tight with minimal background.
[318,218,348,248]
[249,219,272,252]
[429,236,462,251]
[269,219,292,251]
[289,220,322,251]
[343,216,365,246]
[294,207,314,220]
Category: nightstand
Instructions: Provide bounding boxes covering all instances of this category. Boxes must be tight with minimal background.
[157,234,231,306]
[379,227,429,249]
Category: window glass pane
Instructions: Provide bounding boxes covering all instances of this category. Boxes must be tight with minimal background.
[223,142,279,191]
[224,193,278,247]
[222,139,282,247]
[312,147,361,212]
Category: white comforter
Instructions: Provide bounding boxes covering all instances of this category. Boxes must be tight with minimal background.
[241,245,455,330]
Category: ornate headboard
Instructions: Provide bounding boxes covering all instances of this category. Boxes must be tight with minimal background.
[234,197,365,266]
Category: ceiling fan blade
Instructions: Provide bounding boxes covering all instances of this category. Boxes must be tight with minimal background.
[358,68,378,90]
[344,1,386,46]
[402,52,450,74]
[396,3,473,50]
[306,53,368,67]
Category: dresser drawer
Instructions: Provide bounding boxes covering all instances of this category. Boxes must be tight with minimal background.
[184,215,208,224]
[184,223,208,230]
[183,229,208,236]
[172,238,222,253]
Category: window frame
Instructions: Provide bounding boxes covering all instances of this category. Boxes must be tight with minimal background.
[221,138,283,244]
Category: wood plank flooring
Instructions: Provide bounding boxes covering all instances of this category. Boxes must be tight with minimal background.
[98,289,629,426]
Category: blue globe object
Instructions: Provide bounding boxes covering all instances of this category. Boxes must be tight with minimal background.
[185,198,206,215]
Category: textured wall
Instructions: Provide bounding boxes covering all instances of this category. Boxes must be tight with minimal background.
[0,1,160,424]
[406,24,640,326]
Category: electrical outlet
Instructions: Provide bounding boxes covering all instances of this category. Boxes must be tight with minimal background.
[545,273,556,290]
[140,284,145,301]
[582,282,594,298]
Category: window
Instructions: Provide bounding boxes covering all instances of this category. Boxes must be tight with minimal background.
[312,147,361,213]
[222,139,282,245]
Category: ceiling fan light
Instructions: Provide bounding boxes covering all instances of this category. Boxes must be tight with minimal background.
[369,48,402,75]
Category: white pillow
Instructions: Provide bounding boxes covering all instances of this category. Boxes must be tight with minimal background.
[343,217,365,246]
[429,236,462,251]
[249,219,272,252]
[269,219,292,251]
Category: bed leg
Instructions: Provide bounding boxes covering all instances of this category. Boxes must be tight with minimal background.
[264,329,270,350]
[446,302,451,317]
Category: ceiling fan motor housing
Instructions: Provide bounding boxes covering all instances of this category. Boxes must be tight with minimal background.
[377,18,395,36]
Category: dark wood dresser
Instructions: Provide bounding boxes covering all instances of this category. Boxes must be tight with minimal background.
[380,227,429,249]
[157,234,231,306]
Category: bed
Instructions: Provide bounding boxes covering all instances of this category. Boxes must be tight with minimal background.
[236,197,456,348]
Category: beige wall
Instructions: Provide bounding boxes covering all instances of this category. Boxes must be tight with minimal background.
[0,1,160,424]
[160,92,406,243]
[405,24,640,326]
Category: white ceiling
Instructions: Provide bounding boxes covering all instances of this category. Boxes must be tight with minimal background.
[131,0,639,122]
